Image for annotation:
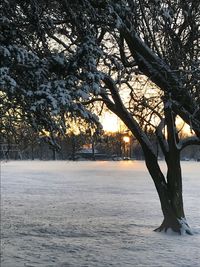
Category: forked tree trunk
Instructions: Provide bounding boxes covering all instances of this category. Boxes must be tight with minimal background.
[152,105,193,234]
[143,149,192,235]
[103,81,193,235]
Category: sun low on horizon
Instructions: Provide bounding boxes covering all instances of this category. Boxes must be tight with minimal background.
[100,113,120,133]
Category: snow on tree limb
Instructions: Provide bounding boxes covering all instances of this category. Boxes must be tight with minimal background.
[177,136,200,151]
[1,0,199,145]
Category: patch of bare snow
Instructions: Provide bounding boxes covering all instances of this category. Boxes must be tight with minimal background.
[1,161,200,267]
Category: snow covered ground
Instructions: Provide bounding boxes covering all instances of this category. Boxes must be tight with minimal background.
[1,160,200,267]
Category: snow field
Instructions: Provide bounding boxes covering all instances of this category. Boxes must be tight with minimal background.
[1,161,200,267]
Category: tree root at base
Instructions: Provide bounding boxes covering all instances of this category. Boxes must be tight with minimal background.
[154,218,193,235]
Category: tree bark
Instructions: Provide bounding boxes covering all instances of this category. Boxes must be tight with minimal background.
[143,149,192,235]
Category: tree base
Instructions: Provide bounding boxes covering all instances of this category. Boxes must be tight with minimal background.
[154,217,193,235]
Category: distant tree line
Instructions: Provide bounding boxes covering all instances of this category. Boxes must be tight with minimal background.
[1,123,199,161]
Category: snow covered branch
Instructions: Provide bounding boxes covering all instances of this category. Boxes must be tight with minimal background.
[178,136,200,151]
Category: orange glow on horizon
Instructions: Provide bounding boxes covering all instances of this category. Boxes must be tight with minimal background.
[123,136,130,143]
[101,112,193,136]
[101,113,120,133]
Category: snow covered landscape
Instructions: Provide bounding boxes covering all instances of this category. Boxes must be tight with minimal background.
[1,160,200,267]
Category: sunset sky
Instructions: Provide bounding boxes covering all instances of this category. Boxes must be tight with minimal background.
[101,112,193,135]
[100,113,121,133]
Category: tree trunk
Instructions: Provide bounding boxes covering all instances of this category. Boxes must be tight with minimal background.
[149,104,193,234]
[143,149,192,235]
[52,149,56,160]
[92,136,95,161]
[71,134,76,161]
[103,83,193,235]
[166,151,184,218]
[31,145,34,160]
